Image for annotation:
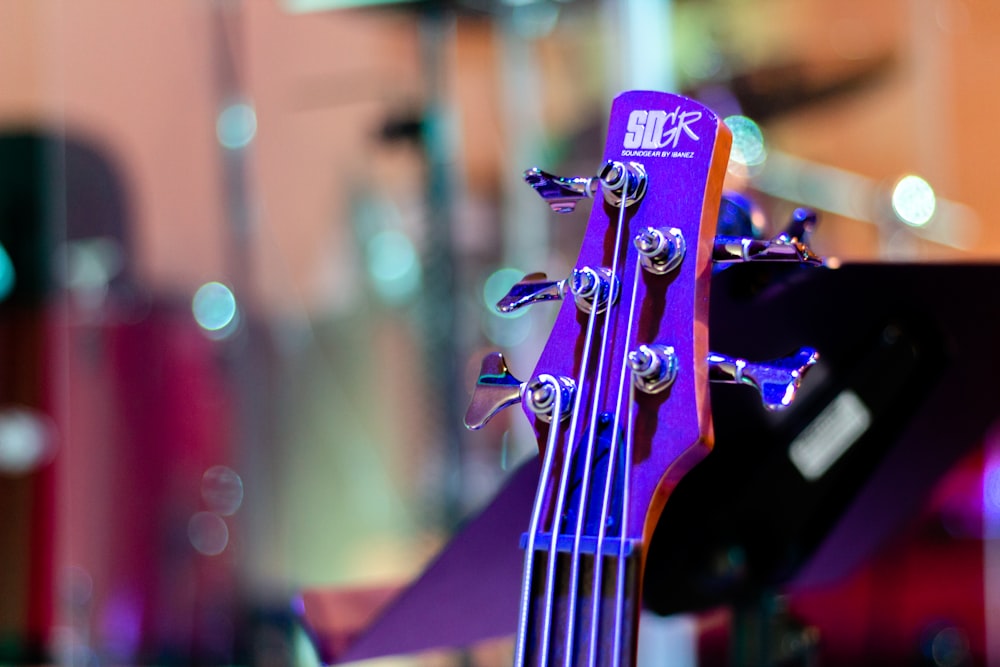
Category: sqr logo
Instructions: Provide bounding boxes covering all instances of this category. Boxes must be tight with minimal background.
[623,107,702,150]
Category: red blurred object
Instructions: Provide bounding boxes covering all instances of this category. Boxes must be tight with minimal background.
[60,301,239,663]
[788,446,993,665]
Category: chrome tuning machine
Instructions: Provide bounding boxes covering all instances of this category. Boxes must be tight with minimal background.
[707,347,819,411]
[523,160,647,214]
[714,207,823,267]
[496,267,619,316]
[464,352,574,430]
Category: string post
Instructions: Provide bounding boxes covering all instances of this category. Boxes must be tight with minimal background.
[569,266,620,315]
[524,374,575,422]
[598,160,647,208]
[628,343,678,394]
[635,226,686,275]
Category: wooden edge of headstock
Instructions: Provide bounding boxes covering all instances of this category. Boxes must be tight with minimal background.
[640,115,733,558]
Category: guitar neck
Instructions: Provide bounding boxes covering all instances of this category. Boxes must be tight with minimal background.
[522,546,643,667]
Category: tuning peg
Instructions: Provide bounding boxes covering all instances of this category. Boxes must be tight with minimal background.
[634,227,686,275]
[496,267,619,315]
[496,272,566,314]
[523,161,647,213]
[707,347,819,411]
[465,352,523,430]
[713,231,822,266]
[464,352,575,430]
[523,167,596,214]
[713,207,822,266]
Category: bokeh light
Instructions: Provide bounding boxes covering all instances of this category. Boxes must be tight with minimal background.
[892,174,936,227]
[216,102,257,150]
[202,465,244,516]
[188,512,229,556]
[482,307,532,348]
[366,229,421,304]
[929,626,970,667]
[192,282,239,338]
[724,115,767,167]
[0,407,56,475]
[0,243,14,302]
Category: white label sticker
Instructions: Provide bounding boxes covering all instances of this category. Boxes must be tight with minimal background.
[789,390,872,481]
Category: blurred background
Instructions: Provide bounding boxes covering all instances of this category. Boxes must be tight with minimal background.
[0,0,998,665]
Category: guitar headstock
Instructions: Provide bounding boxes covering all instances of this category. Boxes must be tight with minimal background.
[526,91,731,545]
[466,90,821,552]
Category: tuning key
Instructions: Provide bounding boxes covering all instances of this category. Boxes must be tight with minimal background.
[465,352,574,430]
[628,343,678,394]
[596,160,647,208]
[497,268,619,315]
[496,272,565,314]
[635,227,686,275]
[713,207,823,267]
[707,347,819,411]
[524,161,647,213]
[523,167,597,214]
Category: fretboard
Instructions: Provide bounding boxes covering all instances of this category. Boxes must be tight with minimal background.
[520,543,642,667]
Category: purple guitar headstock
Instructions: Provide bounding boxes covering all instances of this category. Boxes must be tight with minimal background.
[465,91,824,666]
[466,89,821,549]
[527,91,730,543]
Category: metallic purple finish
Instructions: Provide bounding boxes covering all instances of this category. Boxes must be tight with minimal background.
[526,91,732,542]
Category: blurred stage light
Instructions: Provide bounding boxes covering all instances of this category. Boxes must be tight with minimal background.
[0,243,13,302]
[724,115,767,167]
[188,511,229,556]
[482,308,532,348]
[192,281,239,338]
[366,229,421,304]
[216,102,257,150]
[202,465,244,516]
[892,174,936,227]
[0,407,55,475]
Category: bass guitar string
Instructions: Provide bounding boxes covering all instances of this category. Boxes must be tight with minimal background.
[536,265,604,666]
[585,253,643,667]
[560,177,632,667]
[513,376,567,667]
[611,382,637,667]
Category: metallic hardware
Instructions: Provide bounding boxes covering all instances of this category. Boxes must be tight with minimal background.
[523,161,648,214]
[712,236,823,266]
[568,266,619,315]
[464,352,574,429]
[523,167,598,214]
[523,375,575,422]
[465,352,522,430]
[497,272,565,314]
[634,227,685,275]
[628,343,678,394]
[597,160,647,208]
[707,347,819,411]
[497,267,618,315]
[713,208,823,266]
